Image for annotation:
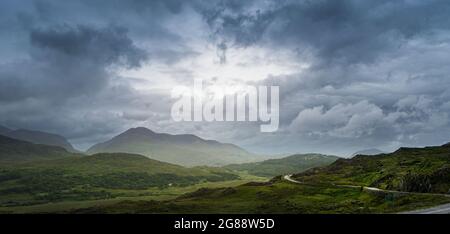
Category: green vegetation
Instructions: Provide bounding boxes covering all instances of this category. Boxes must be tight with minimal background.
[0,153,240,206]
[0,172,265,214]
[225,154,338,177]
[293,143,450,193]
[0,135,79,162]
[2,128,77,152]
[0,133,448,214]
[63,179,450,214]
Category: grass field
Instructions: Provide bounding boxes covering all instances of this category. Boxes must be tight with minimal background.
[0,172,266,213]
[62,179,450,214]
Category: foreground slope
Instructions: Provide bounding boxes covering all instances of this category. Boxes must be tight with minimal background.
[87,127,258,166]
[225,154,339,177]
[293,143,450,193]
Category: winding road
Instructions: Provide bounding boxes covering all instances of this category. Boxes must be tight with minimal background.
[283,174,450,214]
[400,203,450,214]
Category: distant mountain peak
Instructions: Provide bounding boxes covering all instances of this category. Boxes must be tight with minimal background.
[87,127,258,166]
[122,127,156,135]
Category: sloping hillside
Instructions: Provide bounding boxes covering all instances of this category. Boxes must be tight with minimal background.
[0,135,77,162]
[0,153,239,206]
[293,143,450,193]
[1,128,76,152]
[225,154,339,177]
[351,149,384,157]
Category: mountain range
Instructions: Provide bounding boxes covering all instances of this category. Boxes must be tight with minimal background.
[0,126,76,152]
[0,125,261,166]
[0,135,78,162]
[87,127,259,167]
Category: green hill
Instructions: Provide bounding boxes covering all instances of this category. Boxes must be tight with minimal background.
[292,143,450,193]
[225,154,339,177]
[0,134,242,207]
[2,129,77,153]
[0,153,239,206]
[20,153,221,175]
[87,127,259,167]
[0,135,78,162]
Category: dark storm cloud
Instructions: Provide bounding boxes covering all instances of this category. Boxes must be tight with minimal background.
[0,24,147,102]
[201,0,450,155]
[0,23,153,149]
[0,0,198,149]
[1,0,450,154]
[204,0,450,65]
[30,25,147,68]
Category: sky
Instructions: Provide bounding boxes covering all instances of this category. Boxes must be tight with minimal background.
[1,0,450,156]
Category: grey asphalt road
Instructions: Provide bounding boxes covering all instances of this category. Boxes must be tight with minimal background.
[400,203,450,214]
[283,174,450,214]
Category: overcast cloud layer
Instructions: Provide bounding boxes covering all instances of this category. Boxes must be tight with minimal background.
[1,0,450,156]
